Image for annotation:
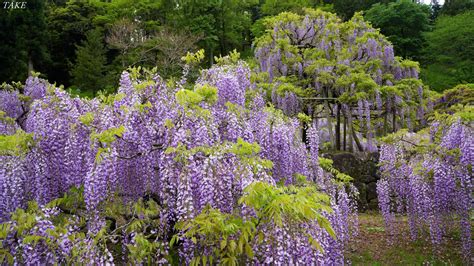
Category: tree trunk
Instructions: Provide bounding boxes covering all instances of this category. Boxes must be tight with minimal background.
[302,104,311,145]
[220,13,225,56]
[347,107,353,152]
[122,51,127,68]
[392,106,397,132]
[343,114,347,151]
[209,47,214,65]
[324,100,334,150]
[28,56,34,76]
[352,127,364,152]
[324,88,334,150]
[335,103,341,150]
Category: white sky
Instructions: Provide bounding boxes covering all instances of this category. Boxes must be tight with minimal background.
[421,0,445,4]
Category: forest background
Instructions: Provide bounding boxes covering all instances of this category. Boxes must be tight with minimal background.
[1,0,473,95]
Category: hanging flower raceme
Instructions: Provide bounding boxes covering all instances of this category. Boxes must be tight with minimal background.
[0,60,357,264]
[376,113,473,261]
[254,8,429,152]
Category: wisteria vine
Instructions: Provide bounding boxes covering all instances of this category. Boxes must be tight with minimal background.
[254,9,431,152]
[376,112,473,261]
[0,58,358,264]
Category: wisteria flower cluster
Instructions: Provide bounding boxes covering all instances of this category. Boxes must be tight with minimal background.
[376,112,473,261]
[0,59,357,264]
[254,9,432,152]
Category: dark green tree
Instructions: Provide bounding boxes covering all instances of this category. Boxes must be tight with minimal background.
[332,0,395,21]
[45,0,169,87]
[252,0,333,39]
[168,0,256,64]
[0,0,49,82]
[45,1,99,87]
[422,11,474,91]
[90,0,166,31]
[260,0,330,16]
[441,0,474,16]
[0,9,18,82]
[364,0,431,60]
[71,29,107,96]
[430,0,442,21]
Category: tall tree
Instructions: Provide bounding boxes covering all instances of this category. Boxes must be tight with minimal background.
[422,11,474,91]
[45,0,167,87]
[251,0,333,39]
[90,0,165,27]
[332,0,395,21]
[430,0,442,21]
[139,28,202,77]
[364,0,431,60]
[71,29,107,95]
[106,18,144,68]
[169,0,256,65]
[0,0,49,82]
[254,9,427,151]
[441,0,474,15]
[260,0,329,16]
[45,1,99,87]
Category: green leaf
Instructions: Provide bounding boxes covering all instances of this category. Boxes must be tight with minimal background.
[257,231,265,243]
[245,243,254,258]
[308,236,324,253]
[0,250,14,265]
[0,224,11,239]
[170,234,178,247]
[318,216,336,239]
[0,129,35,156]
[23,235,42,245]
[181,49,205,65]
[195,84,218,105]
[90,126,126,145]
[176,89,204,108]
[78,112,94,126]
[229,240,237,252]
[220,239,227,250]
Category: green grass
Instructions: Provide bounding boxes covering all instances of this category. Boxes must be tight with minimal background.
[345,213,466,265]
